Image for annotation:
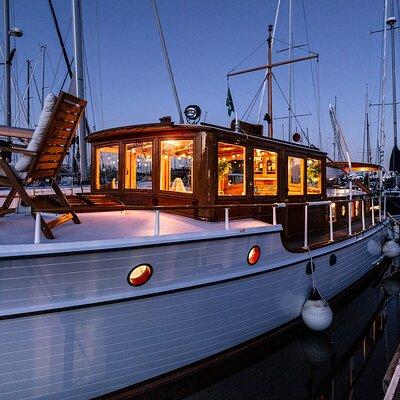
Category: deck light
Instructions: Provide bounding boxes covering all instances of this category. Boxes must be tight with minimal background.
[127,264,153,286]
[184,105,201,124]
[247,245,261,265]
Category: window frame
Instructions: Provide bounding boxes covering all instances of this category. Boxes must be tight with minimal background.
[93,142,121,192]
[306,157,323,195]
[286,154,306,197]
[159,137,195,195]
[216,140,247,198]
[252,147,279,197]
[123,139,154,192]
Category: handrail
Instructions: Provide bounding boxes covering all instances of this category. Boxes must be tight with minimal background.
[32,195,382,214]
[29,196,379,213]
[30,194,385,245]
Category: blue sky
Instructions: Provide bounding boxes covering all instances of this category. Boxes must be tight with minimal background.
[1,0,399,166]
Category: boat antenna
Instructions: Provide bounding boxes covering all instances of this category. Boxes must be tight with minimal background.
[151,0,184,124]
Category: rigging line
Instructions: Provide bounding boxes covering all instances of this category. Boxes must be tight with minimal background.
[0,78,4,110]
[31,71,43,108]
[241,75,268,122]
[315,61,326,149]
[0,40,28,125]
[272,37,318,56]
[82,32,97,131]
[95,0,105,130]
[13,52,42,126]
[59,59,74,93]
[45,47,56,78]
[301,0,322,149]
[47,0,73,79]
[151,0,184,124]
[272,73,310,144]
[257,0,281,124]
[227,38,268,75]
[375,21,385,163]
[50,18,72,92]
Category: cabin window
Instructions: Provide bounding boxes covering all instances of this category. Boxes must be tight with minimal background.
[218,142,246,196]
[125,142,153,190]
[96,145,119,190]
[160,139,193,193]
[307,158,322,194]
[253,148,278,196]
[288,156,304,195]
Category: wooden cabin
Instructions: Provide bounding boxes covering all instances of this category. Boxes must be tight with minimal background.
[86,118,330,241]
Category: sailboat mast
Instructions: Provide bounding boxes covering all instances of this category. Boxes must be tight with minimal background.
[72,0,88,180]
[3,0,11,130]
[288,0,293,141]
[26,59,31,127]
[41,45,46,107]
[267,24,273,138]
[387,6,398,148]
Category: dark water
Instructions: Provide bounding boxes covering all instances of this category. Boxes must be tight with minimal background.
[130,262,400,400]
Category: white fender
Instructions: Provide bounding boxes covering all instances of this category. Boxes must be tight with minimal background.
[301,299,333,331]
[382,240,400,258]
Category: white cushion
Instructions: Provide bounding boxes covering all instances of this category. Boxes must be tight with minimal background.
[14,93,58,173]
[0,164,26,179]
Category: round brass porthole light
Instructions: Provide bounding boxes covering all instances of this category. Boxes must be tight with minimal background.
[127,264,153,287]
[247,245,261,265]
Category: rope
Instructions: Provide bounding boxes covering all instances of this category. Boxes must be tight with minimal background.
[241,75,268,122]
[272,73,310,145]
[306,246,317,290]
[81,26,97,131]
[257,0,281,123]
[13,51,42,126]
[50,18,72,93]
[95,0,105,130]
[227,38,268,76]
[301,0,323,149]
[306,245,328,302]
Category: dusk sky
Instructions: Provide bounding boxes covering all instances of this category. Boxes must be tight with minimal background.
[1,0,399,167]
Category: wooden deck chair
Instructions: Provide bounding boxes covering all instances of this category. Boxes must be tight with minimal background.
[0,91,87,239]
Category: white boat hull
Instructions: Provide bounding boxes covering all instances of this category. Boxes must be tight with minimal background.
[0,223,388,399]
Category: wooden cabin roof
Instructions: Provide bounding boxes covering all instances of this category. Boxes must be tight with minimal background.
[86,120,326,157]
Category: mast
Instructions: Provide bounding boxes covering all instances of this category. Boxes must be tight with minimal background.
[387,1,399,172]
[267,24,273,137]
[72,0,88,180]
[3,0,11,131]
[288,0,293,141]
[387,11,397,148]
[41,45,46,107]
[26,59,31,127]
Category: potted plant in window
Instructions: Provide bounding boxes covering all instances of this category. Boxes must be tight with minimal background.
[307,160,321,189]
[218,159,232,195]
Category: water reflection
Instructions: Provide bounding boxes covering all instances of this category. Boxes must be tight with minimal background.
[127,260,400,400]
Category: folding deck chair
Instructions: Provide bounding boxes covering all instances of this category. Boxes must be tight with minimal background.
[0,91,87,239]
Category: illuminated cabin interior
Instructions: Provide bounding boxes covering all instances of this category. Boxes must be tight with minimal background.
[86,119,327,232]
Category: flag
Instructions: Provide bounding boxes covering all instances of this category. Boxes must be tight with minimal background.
[226,87,235,117]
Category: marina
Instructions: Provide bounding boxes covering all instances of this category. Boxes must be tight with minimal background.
[0,1,400,399]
